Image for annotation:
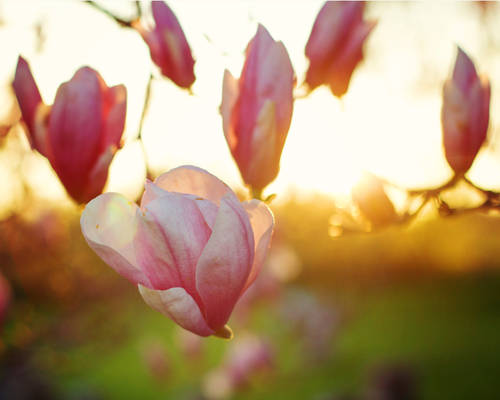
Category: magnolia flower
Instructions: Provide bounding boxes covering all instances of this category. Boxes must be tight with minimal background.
[12,56,127,204]
[134,1,195,89]
[442,47,490,174]
[221,24,294,193]
[81,166,274,338]
[305,1,376,97]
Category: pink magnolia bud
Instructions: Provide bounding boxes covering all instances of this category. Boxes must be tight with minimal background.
[12,56,127,204]
[135,2,195,89]
[81,166,274,338]
[305,1,376,97]
[441,47,490,174]
[221,24,295,192]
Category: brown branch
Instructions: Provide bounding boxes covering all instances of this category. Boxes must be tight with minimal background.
[85,1,138,28]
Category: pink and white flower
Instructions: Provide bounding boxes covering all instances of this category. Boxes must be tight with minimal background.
[221,24,294,192]
[81,166,274,338]
[12,56,127,204]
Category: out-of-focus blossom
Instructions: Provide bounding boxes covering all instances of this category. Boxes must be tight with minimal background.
[441,47,490,175]
[225,334,274,388]
[134,2,195,89]
[202,334,273,399]
[305,1,376,97]
[0,272,11,328]
[81,166,274,338]
[281,290,338,361]
[12,56,127,204]
[140,340,170,381]
[352,172,398,229]
[221,24,294,193]
[176,326,203,359]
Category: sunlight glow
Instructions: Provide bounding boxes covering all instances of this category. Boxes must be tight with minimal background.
[1,1,500,206]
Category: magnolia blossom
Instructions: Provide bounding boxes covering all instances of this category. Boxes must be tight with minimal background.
[81,166,274,338]
[134,1,195,89]
[221,24,294,192]
[12,56,127,204]
[305,1,376,97]
[442,47,490,174]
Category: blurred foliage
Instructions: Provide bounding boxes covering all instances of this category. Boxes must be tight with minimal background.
[1,196,500,399]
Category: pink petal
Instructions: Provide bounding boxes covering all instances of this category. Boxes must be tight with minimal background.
[12,56,43,149]
[241,200,274,292]
[148,165,237,206]
[467,77,490,154]
[79,146,116,204]
[101,84,127,151]
[441,49,491,174]
[442,80,471,173]
[305,2,363,62]
[220,69,239,151]
[230,24,294,189]
[138,285,213,337]
[48,67,103,202]
[141,180,219,230]
[134,192,213,305]
[80,193,151,286]
[151,1,195,88]
[195,195,254,331]
[325,19,376,97]
[453,47,479,94]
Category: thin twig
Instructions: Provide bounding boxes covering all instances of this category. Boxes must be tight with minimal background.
[137,73,154,142]
[135,1,142,18]
[85,1,137,28]
[137,73,155,181]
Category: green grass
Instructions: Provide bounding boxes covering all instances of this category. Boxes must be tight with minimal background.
[38,272,500,400]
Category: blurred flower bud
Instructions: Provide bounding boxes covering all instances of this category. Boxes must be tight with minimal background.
[0,272,11,328]
[225,334,274,389]
[202,334,273,399]
[221,24,295,193]
[441,47,490,175]
[176,327,203,359]
[13,56,127,204]
[135,2,195,89]
[140,340,170,381]
[352,172,398,228]
[305,1,376,97]
[281,290,338,362]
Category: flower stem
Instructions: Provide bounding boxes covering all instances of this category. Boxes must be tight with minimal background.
[250,187,263,201]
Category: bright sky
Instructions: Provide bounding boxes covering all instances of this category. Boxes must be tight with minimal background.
[1,1,500,211]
